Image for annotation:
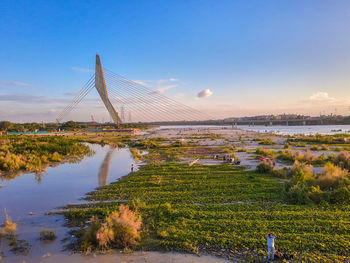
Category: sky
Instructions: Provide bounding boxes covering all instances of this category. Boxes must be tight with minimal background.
[1,0,350,122]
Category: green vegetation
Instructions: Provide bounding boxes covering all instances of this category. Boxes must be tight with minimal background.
[310,144,330,151]
[284,161,350,205]
[40,229,56,241]
[253,137,275,145]
[130,148,143,161]
[0,135,92,174]
[258,138,275,145]
[255,147,276,158]
[289,134,350,145]
[0,121,58,132]
[65,162,350,262]
[1,127,343,261]
[277,149,328,165]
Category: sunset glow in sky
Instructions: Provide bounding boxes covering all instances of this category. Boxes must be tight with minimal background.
[1,0,350,122]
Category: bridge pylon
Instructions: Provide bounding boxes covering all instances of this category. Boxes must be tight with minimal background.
[95,54,121,128]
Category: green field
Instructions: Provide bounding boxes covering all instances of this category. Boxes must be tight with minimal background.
[66,162,350,262]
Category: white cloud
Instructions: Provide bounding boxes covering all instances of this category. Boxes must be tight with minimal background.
[158,78,179,83]
[309,92,337,103]
[133,78,179,87]
[71,67,93,73]
[129,78,180,95]
[0,81,34,88]
[153,85,177,94]
[132,80,146,85]
[197,89,213,98]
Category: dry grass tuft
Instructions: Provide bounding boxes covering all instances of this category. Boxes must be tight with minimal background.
[81,204,142,252]
[0,209,17,235]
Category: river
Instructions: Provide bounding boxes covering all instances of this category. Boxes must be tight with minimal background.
[0,144,136,262]
[155,124,350,135]
[238,124,350,135]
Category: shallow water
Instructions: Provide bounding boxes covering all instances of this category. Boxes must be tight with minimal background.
[238,125,350,135]
[155,124,350,135]
[0,144,136,262]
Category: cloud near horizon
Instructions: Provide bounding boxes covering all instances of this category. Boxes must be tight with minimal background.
[0,81,34,88]
[301,91,349,106]
[0,93,69,104]
[71,67,94,73]
[197,89,213,98]
[309,92,337,103]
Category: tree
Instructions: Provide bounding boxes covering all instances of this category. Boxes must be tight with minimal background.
[0,121,13,131]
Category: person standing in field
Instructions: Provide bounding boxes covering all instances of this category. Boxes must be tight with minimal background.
[131,164,134,173]
[266,232,276,261]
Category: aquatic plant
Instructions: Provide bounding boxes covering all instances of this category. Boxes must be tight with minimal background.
[40,229,57,240]
[129,148,143,161]
[0,210,17,235]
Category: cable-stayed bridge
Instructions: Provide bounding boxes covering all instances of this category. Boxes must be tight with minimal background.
[56,55,211,125]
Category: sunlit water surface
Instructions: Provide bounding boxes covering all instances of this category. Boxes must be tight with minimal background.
[0,144,136,262]
[238,125,350,135]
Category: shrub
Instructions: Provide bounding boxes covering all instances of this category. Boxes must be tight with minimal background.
[284,184,310,205]
[290,161,314,185]
[255,148,276,158]
[285,162,350,205]
[171,139,186,147]
[256,160,274,173]
[272,168,288,179]
[329,186,350,204]
[277,149,294,162]
[334,151,350,170]
[40,229,56,240]
[278,149,325,165]
[258,138,275,145]
[81,216,101,252]
[315,163,348,190]
[81,205,142,251]
[310,144,329,151]
[307,186,325,204]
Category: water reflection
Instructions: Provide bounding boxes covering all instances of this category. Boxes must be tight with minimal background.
[0,144,136,262]
[98,147,115,187]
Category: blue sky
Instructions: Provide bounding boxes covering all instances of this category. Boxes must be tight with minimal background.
[1,0,350,122]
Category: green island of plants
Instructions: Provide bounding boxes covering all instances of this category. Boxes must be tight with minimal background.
[0,135,92,174]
